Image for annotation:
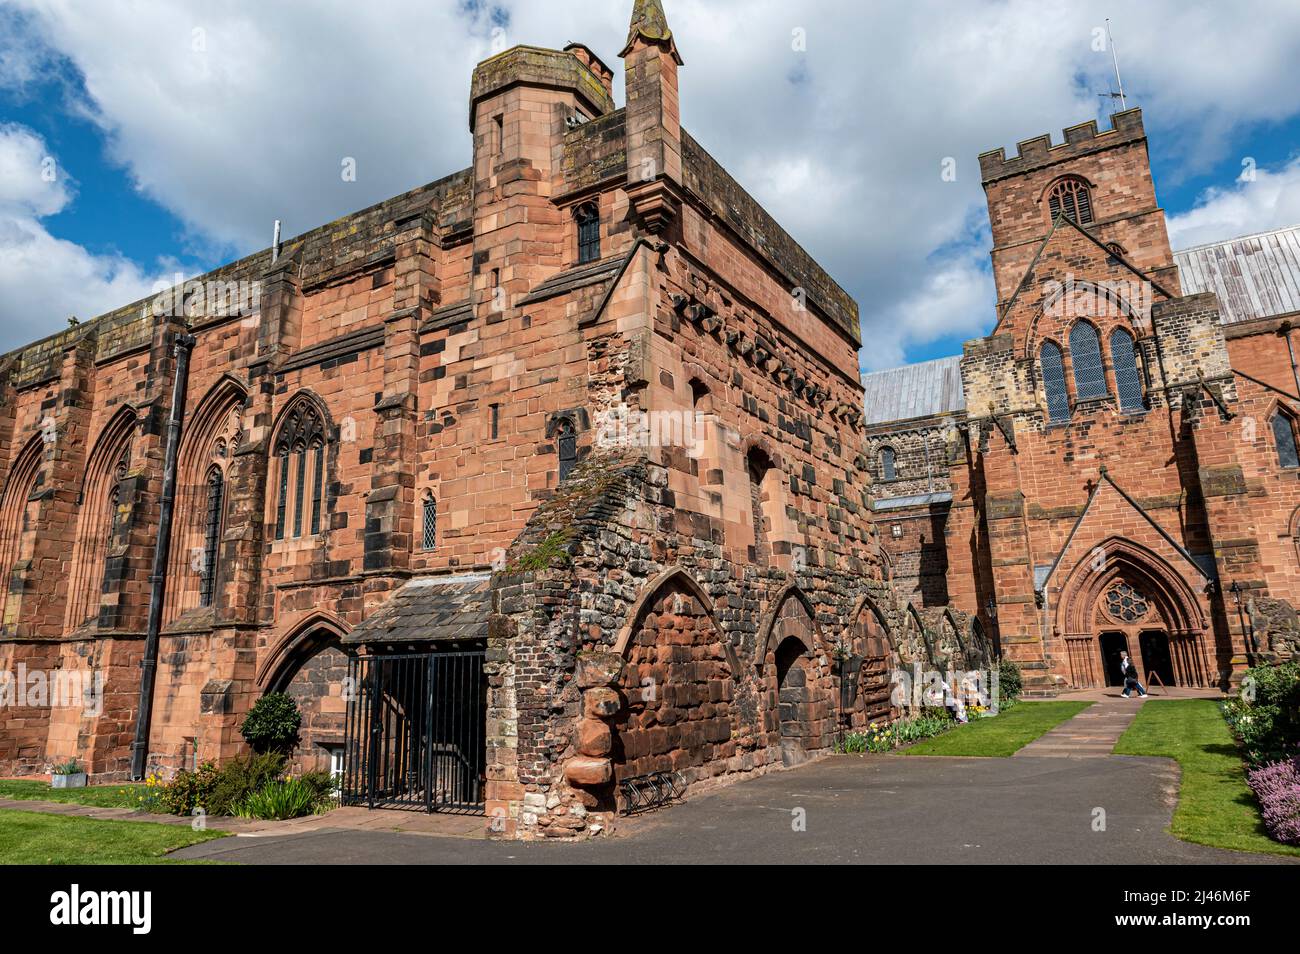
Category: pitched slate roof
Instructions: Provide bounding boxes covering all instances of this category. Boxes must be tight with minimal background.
[341,574,492,645]
[861,355,965,425]
[1175,224,1300,325]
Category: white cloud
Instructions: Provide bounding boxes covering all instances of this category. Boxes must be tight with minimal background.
[1166,157,1300,250]
[0,124,180,345]
[5,0,1300,362]
[0,122,71,216]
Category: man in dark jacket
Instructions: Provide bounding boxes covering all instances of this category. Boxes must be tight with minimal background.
[1119,651,1148,698]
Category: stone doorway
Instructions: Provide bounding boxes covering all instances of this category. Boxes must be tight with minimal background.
[1098,631,1129,687]
[775,637,815,767]
[1138,630,1175,687]
[1058,544,1215,689]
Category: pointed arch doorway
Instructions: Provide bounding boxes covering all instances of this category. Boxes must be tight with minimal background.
[1057,538,1212,688]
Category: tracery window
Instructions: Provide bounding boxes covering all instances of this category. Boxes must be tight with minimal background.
[1048,176,1094,224]
[273,399,328,541]
[1105,582,1149,622]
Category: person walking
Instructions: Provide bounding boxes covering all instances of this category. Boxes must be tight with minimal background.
[1119,650,1148,698]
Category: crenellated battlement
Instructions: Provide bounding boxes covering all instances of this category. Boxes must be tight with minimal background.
[978,108,1145,184]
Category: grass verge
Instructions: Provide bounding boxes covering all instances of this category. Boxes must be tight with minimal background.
[0,779,150,809]
[1113,698,1300,857]
[899,700,1092,757]
[0,808,229,864]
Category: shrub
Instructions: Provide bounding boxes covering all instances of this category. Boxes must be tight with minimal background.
[997,658,1023,704]
[236,778,320,820]
[239,693,302,754]
[51,760,82,776]
[297,770,339,809]
[1225,662,1300,765]
[206,752,287,817]
[158,762,220,816]
[1246,757,1300,846]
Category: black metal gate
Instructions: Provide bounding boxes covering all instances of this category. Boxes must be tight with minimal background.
[342,651,486,814]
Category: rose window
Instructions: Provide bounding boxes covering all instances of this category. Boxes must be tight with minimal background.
[1105,582,1148,622]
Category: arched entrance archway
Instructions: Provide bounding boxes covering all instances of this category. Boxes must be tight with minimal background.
[260,617,350,774]
[1056,538,1211,688]
[612,568,734,787]
[757,588,835,766]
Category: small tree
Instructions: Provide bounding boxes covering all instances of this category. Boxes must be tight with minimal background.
[998,657,1023,703]
[240,693,302,754]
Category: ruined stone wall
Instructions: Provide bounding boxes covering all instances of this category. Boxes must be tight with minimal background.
[485,453,904,839]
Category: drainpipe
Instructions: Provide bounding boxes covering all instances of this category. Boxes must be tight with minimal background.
[130,331,196,781]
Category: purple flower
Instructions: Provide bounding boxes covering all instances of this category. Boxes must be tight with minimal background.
[1247,757,1300,846]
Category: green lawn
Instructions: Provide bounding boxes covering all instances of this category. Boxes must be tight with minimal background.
[0,808,228,864]
[0,779,151,810]
[899,701,1092,757]
[1113,698,1300,858]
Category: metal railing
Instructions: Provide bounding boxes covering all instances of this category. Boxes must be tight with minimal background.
[342,650,486,814]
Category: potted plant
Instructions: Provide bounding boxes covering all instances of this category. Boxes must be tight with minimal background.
[51,760,87,789]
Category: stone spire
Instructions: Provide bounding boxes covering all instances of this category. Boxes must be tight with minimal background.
[621,0,683,232]
[621,0,683,65]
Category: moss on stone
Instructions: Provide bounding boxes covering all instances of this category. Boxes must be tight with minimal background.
[507,528,576,573]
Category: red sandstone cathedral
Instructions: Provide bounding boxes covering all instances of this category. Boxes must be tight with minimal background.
[0,1,897,839]
[0,1,1294,839]
[865,113,1300,696]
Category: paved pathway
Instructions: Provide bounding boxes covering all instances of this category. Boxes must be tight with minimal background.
[170,753,1292,865]
[1016,686,1221,759]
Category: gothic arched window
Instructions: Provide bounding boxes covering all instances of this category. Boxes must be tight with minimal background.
[557,418,578,481]
[1110,328,1144,412]
[272,399,328,540]
[1069,321,1108,401]
[576,203,600,264]
[200,467,224,607]
[422,492,437,551]
[1048,176,1094,224]
[880,446,897,481]
[1040,340,1070,422]
[65,409,136,630]
[1272,410,1300,469]
[0,435,43,625]
[164,389,244,625]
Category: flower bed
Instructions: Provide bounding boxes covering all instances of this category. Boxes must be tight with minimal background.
[1246,757,1300,846]
[837,709,955,754]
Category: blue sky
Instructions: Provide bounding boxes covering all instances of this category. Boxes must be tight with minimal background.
[2,1,1298,369]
